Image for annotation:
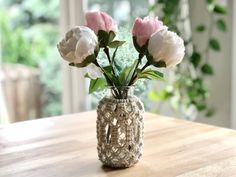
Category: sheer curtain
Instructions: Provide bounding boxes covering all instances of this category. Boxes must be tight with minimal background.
[0,20,8,123]
[59,0,91,114]
[231,0,236,129]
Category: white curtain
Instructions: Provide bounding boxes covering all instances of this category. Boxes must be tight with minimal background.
[59,0,91,114]
[0,28,9,123]
[231,0,236,129]
[0,84,9,124]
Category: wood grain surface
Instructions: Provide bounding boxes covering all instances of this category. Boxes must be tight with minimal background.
[1,111,236,177]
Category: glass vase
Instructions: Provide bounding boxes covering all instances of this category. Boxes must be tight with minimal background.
[96,86,144,168]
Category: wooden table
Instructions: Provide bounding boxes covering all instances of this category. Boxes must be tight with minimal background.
[1,111,236,177]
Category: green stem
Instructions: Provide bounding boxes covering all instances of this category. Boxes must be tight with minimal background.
[129,61,150,86]
[104,47,116,75]
[94,60,121,98]
[128,53,144,86]
[140,62,150,71]
[93,60,113,86]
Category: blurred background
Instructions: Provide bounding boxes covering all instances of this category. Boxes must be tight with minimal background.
[0,0,235,129]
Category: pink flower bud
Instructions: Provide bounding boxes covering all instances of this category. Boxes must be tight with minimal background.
[85,11,117,34]
[132,16,166,47]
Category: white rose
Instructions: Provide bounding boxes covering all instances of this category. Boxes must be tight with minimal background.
[86,63,103,79]
[57,26,98,66]
[148,29,185,68]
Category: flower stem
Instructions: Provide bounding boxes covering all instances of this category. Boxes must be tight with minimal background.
[93,60,121,98]
[104,47,116,75]
[93,60,113,85]
[129,61,150,85]
[128,54,145,86]
[140,61,150,71]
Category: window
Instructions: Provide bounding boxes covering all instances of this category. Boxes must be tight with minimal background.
[0,0,61,123]
[88,0,149,27]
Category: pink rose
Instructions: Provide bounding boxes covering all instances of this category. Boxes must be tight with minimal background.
[85,11,117,34]
[132,16,166,47]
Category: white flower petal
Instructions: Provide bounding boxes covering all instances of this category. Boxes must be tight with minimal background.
[148,29,185,67]
[75,37,91,63]
[64,51,76,62]
[57,26,98,65]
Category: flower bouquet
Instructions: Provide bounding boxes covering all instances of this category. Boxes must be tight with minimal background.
[58,11,185,168]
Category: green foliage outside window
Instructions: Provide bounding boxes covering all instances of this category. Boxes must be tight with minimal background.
[148,0,227,119]
[0,0,61,117]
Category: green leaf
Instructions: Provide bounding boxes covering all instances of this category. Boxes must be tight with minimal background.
[138,69,164,81]
[201,63,214,75]
[209,38,220,51]
[190,52,201,68]
[112,47,118,62]
[206,0,215,4]
[207,3,215,12]
[148,90,159,101]
[206,108,215,117]
[146,53,167,68]
[196,25,205,32]
[103,65,113,75]
[213,4,226,14]
[216,19,227,32]
[84,73,91,79]
[101,64,120,86]
[188,88,199,99]
[94,45,100,57]
[69,54,95,68]
[97,30,109,47]
[150,59,167,68]
[69,63,75,66]
[89,78,106,94]
[108,31,116,43]
[158,89,172,100]
[196,103,207,111]
[102,64,121,86]
[133,36,141,53]
[103,69,121,86]
[114,60,122,73]
[119,60,139,85]
[111,47,122,73]
[119,67,130,84]
[108,40,125,48]
[97,30,116,47]
[133,36,148,54]
[153,61,167,68]
[148,89,171,101]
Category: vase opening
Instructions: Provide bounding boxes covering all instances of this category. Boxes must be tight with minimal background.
[108,86,134,99]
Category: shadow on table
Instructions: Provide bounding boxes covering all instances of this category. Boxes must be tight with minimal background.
[101,165,129,172]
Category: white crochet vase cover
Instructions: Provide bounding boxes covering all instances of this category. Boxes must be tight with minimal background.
[96,95,144,168]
